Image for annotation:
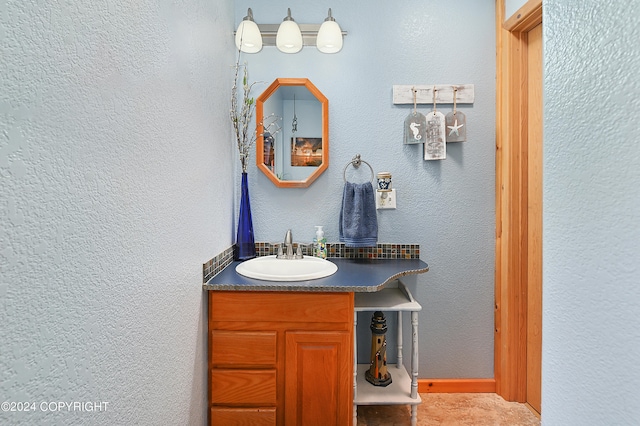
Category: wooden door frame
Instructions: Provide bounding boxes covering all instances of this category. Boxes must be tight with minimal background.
[495,0,542,402]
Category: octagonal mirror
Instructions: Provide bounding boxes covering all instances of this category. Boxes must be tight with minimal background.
[256,78,329,188]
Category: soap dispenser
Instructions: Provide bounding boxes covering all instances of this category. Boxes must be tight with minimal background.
[314,226,327,259]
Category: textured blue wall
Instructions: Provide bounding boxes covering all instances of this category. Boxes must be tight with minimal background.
[543,1,640,423]
[235,0,496,378]
[0,1,235,424]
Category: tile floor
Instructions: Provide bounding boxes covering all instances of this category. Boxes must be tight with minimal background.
[357,393,540,425]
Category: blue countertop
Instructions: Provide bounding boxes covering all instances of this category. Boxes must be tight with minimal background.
[203,258,429,292]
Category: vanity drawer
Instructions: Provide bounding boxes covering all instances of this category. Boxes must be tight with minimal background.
[211,331,276,367]
[210,407,276,426]
[211,369,277,405]
[210,292,353,323]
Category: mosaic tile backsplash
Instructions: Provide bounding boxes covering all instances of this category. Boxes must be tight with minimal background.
[202,246,234,284]
[203,243,420,283]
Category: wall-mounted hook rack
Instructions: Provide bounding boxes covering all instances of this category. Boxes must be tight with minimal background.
[392,84,474,105]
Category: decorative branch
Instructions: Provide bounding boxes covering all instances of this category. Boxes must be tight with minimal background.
[230,59,258,173]
[230,55,282,173]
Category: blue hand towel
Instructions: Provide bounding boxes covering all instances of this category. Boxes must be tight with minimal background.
[339,181,378,247]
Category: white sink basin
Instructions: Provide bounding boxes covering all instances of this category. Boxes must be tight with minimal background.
[235,255,338,282]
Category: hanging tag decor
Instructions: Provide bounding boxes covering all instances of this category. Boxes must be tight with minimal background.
[445,87,467,142]
[424,88,446,160]
[445,111,466,142]
[405,113,428,144]
[404,88,427,144]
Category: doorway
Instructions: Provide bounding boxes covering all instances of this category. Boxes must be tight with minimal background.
[495,0,542,414]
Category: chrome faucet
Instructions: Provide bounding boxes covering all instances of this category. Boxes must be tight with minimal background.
[284,229,293,258]
[277,229,303,259]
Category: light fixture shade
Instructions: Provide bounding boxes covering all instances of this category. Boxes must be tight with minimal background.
[235,9,262,53]
[276,9,302,53]
[317,20,343,53]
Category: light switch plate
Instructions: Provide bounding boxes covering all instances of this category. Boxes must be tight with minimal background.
[376,189,397,209]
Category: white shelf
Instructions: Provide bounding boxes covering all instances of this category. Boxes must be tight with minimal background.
[354,364,421,406]
[353,279,422,424]
[355,280,422,312]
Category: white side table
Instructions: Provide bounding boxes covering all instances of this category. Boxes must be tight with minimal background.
[354,279,422,426]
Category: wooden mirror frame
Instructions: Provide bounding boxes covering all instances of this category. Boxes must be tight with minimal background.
[256,78,329,188]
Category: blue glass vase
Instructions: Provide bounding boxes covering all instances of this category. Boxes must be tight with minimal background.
[236,172,256,260]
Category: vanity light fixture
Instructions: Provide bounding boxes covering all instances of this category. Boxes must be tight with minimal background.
[316,8,343,53]
[235,8,262,53]
[276,8,303,53]
[233,8,347,54]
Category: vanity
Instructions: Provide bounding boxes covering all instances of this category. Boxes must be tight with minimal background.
[209,75,429,424]
[204,256,429,426]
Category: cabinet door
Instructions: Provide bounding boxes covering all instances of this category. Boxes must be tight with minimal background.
[284,331,352,426]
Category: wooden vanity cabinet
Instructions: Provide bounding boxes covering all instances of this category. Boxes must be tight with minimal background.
[208,291,353,426]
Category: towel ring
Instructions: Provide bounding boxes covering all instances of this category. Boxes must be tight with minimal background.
[343,154,374,183]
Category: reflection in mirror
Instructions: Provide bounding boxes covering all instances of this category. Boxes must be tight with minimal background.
[256,78,328,188]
